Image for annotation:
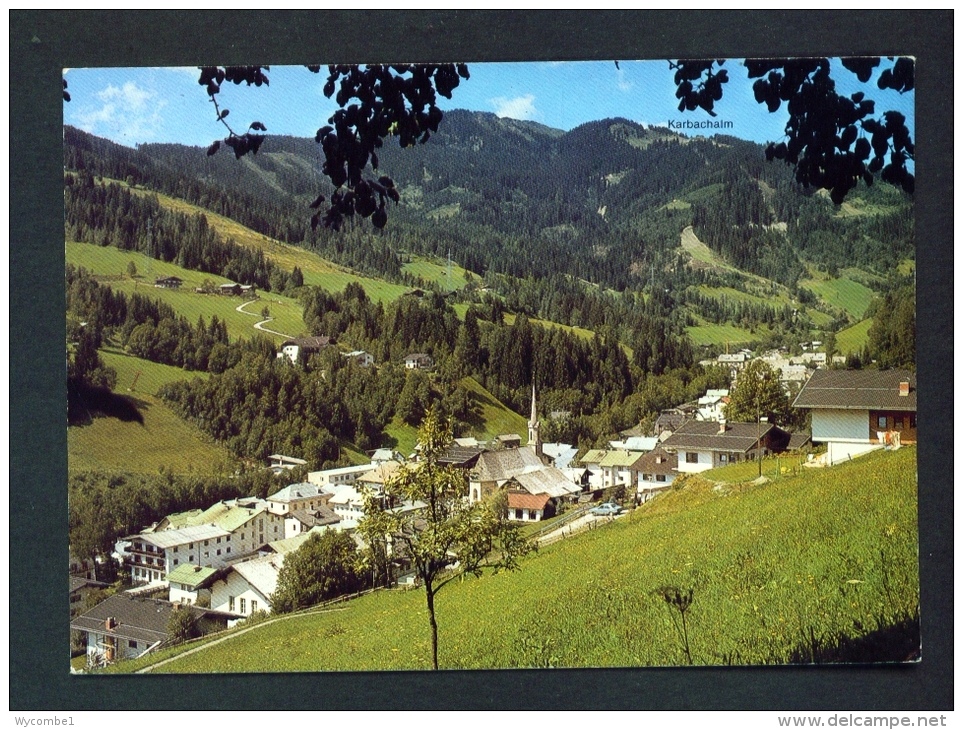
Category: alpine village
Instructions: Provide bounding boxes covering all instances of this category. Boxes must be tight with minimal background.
[67,73,918,673]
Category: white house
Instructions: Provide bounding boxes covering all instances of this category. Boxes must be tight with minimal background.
[792,369,916,465]
[598,450,644,487]
[166,563,218,606]
[343,350,374,367]
[631,446,679,502]
[128,524,230,583]
[283,505,340,539]
[307,464,377,490]
[661,420,791,473]
[276,336,332,364]
[210,554,284,621]
[404,353,433,370]
[267,482,334,516]
[267,454,308,472]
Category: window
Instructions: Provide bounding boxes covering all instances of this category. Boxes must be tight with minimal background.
[656,475,666,482]
[893,416,903,430]
[217,537,221,544]
[204,540,209,546]
[226,547,231,554]
[188,543,193,549]
[216,549,221,556]
[204,551,209,558]
[240,598,246,614]
[685,452,698,464]
[129,640,138,649]
[877,415,887,428]
[173,559,179,566]
[173,547,179,553]
[251,600,258,613]
[515,509,523,520]
[719,454,728,463]
[229,596,235,611]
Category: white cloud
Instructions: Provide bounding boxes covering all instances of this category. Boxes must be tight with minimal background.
[490,94,538,121]
[75,81,167,144]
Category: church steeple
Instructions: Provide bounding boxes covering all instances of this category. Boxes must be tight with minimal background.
[528,379,542,458]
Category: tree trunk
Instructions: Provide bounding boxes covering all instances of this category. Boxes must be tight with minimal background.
[426,584,439,670]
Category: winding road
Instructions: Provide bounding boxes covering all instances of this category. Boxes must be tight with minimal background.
[235,298,296,339]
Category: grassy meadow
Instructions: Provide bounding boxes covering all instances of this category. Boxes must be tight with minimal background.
[119,446,918,672]
[799,276,875,321]
[835,318,874,356]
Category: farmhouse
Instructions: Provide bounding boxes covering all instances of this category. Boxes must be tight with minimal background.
[632,446,678,502]
[209,554,283,620]
[166,563,218,606]
[284,506,340,538]
[343,349,374,367]
[661,419,791,473]
[506,491,551,522]
[277,336,333,365]
[70,594,230,667]
[404,353,433,370]
[218,282,256,297]
[469,447,544,503]
[153,276,183,289]
[598,450,645,487]
[792,369,916,464]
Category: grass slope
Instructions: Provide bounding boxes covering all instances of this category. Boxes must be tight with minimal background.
[120,181,411,302]
[68,348,233,475]
[67,242,306,342]
[128,446,917,671]
[799,276,875,321]
[835,318,874,356]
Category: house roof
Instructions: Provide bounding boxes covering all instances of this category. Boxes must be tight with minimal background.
[356,460,409,487]
[541,442,578,470]
[135,524,230,549]
[269,454,308,465]
[473,447,543,483]
[267,527,329,555]
[438,445,486,467]
[70,594,199,645]
[655,410,690,431]
[579,449,607,465]
[787,432,813,451]
[193,501,265,533]
[288,505,340,527]
[608,436,658,452]
[792,369,917,412]
[229,555,283,600]
[632,446,678,476]
[599,450,645,468]
[507,491,551,511]
[269,482,329,503]
[508,466,581,499]
[662,421,781,454]
[69,576,110,594]
[165,563,218,588]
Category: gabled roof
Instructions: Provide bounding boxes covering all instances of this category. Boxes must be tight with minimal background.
[579,449,608,465]
[281,336,331,350]
[288,505,340,527]
[166,563,218,589]
[662,421,783,454]
[269,482,329,503]
[473,447,543,483]
[193,500,265,533]
[792,369,916,412]
[599,450,645,469]
[507,491,551,511]
[70,594,210,645]
[438,445,486,468]
[632,446,678,476]
[508,466,581,499]
[134,524,230,549]
[229,555,284,599]
[69,576,110,594]
[267,527,329,555]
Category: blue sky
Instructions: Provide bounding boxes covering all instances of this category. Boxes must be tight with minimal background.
[64,60,914,152]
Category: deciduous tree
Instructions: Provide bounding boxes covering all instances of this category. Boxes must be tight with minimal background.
[723,359,791,427]
[271,530,364,614]
[358,406,530,670]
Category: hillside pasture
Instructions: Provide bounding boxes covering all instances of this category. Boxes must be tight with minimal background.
[835,318,874,356]
[685,322,762,348]
[799,276,875,321]
[127,447,918,672]
[401,255,469,292]
[67,242,306,342]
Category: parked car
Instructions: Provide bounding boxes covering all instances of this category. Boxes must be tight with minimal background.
[590,502,623,516]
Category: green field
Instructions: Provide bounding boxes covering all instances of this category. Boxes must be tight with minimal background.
[103,179,412,303]
[121,446,917,671]
[100,346,208,396]
[401,255,469,292]
[685,322,762,348]
[384,376,529,455]
[67,242,307,342]
[835,318,874,356]
[799,276,875,321]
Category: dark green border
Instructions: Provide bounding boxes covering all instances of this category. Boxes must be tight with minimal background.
[11,10,952,710]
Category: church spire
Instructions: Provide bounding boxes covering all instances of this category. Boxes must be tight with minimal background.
[529,378,542,458]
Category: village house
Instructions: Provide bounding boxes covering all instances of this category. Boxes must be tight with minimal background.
[266,482,333,515]
[166,563,218,606]
[343,349,374,367]
[404,352,433,370]
[267,454,308,473]
[541,442,579,470]
[469,447,545,503]
[153,275,183,289]
[607,436,658,453]
[128,524,230,583]
[218,282,256,297]
[598,450,645,488]
[654,407,693,437]
[69,576,110,616]
[307,463,376,489]
[284,505,340,539]
[661,419,791,473]
[632,446,679,502]
[506,491,551,522]
[209,554,284,622]
[792,369,916,465]
[504,465,583,503]
[277,336,332,365]
[70,594,231,667]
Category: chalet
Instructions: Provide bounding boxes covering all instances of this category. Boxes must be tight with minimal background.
[792,369,916,464]
[370,448,403,464]
[469,447,544,503]
[209,554,283,621]
[153,276,183,289]
[631,446,678,502]
[504,465,582,502]
[343,350,374,367]
[166,563,218,606]
[598,450,645,487]
[661,420,791,474]
[404,353,433,370]
[218,282,256,297]
[506,491,551,522]
[277,336,332,365]
[70,594,230,667]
